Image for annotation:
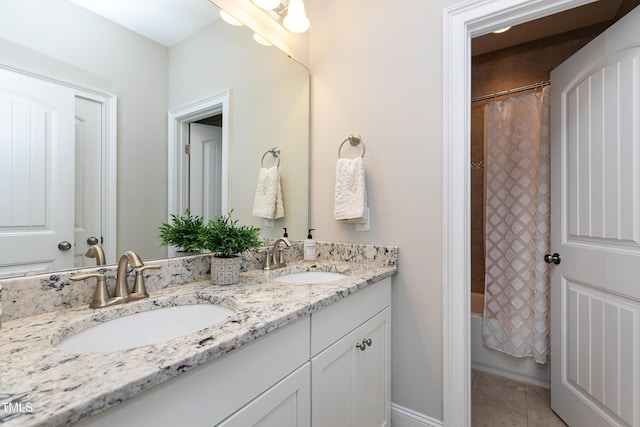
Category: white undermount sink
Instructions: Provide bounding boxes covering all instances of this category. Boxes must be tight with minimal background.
[273,271,347,284]
[55,304,235,353]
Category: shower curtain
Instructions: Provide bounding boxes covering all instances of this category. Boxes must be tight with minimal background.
[482,87,551,364]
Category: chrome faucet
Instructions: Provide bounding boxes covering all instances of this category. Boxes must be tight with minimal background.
[71,251,160,308]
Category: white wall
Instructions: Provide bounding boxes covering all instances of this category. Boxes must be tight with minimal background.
[2,0,463,420]
[168,20,310,240]
[308,0,462,421]
[0,0,169,261]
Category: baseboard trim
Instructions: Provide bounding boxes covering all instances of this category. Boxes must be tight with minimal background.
[391,403,443,427]
[471,362,550,388]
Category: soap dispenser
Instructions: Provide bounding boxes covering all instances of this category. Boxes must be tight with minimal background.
[304,229,316,262]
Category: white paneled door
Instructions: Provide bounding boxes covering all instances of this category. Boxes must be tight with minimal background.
[550,6,640,427]
[189,122,223,222]
[0,68,76,278]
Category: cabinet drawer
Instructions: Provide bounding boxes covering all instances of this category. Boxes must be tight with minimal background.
[310,276,391,356]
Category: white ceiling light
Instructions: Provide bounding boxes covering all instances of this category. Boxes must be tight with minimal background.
[220,10,243,26]
[493,26,512,34]
[252,0,280,10]
[283,0,310,33]
[253,33,272,46]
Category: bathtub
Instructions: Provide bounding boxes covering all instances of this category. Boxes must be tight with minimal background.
[470,291,550,387]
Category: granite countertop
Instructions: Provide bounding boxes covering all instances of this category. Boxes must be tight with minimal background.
[0,260,396,426]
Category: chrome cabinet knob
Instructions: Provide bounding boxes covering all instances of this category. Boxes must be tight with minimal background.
[544,253,561,265]
[58,241,72,251]
[355,338,373,351]
[87,236,99,245]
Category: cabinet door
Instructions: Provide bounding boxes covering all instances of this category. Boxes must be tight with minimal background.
[217,363,310,427]
[354,308,390,427]
[311,308,390,427]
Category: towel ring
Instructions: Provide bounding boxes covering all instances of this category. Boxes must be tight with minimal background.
[338,133,366,158]
[261,147,280,167]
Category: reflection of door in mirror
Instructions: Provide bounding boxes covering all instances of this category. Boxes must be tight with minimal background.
[0,68,75,278]
[189,122,223,222]
[0,66,116,278]
[168,90,230,257]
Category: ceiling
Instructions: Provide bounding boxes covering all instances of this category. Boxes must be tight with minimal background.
[67,0,640,54]
[67,0,221,47]
[473,0,640,56]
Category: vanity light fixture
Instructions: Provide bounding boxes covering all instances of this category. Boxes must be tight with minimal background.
[252,0,310,34]
[220,9,243,26]
[493,26,512,34]
[253,33,272,46]
[283,0,310,33]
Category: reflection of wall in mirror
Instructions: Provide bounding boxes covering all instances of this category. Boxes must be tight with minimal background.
[0,0,169,261]
[169,18,310,240]
[0,0,310,274]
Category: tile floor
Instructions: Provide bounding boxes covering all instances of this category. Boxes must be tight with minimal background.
[471,370,568,427]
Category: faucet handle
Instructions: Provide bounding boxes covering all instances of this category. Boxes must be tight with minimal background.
[277,245,292,265]
[258,247,275,270]
[71,273,110,308]
[130,264,161,299]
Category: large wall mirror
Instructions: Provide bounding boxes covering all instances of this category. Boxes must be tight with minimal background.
[0,0,309,278]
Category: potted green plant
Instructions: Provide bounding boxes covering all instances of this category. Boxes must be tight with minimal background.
[203,211,262,285]
[158,209,206,255]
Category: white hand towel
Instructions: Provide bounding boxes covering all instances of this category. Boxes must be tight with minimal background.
[252,166,285,220]
[334,157,367,223]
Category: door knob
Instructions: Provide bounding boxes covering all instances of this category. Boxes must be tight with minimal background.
[58,241,72,251]
[87,236,99,245]
[544,253,561,265]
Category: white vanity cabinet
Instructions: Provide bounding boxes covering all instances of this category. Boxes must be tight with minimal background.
[310,278,391,427]
[77,277,391,427]
[217,276,391,427]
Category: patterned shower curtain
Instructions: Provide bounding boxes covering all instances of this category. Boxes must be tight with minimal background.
[482,87,551,364]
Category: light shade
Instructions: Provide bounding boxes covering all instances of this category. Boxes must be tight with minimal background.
[220,10,243,26]
[283,0,310,33]
[493,26,512,34]
[252,0,280,10]
[253,33,272,46]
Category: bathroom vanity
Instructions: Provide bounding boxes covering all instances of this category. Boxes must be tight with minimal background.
[0,243,396,426]
[79,275,391,427]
